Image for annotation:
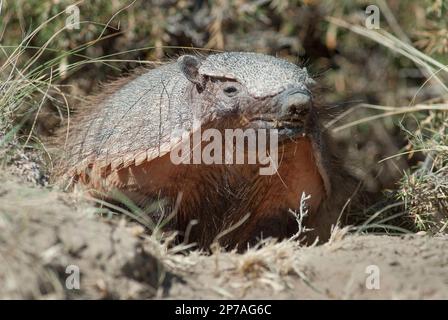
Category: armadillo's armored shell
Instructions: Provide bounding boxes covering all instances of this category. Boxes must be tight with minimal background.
[198,52,313,98]
[65,63,193,175]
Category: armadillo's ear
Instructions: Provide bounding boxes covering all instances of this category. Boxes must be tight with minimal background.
[178,55,205,90]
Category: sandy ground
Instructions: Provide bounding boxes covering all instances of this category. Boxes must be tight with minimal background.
[1,172,447,299]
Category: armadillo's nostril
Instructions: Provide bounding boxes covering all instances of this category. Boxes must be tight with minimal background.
[279,88,312,117]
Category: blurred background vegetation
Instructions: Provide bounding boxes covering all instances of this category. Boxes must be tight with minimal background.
[0,0,447,234]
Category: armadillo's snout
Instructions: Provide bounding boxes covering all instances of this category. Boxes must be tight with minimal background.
[278,87,312,118]
[246,87,312,135]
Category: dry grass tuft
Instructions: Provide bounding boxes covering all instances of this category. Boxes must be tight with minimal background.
[327,14,448,235]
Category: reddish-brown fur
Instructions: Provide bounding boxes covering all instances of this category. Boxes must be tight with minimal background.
[71,134,327,249]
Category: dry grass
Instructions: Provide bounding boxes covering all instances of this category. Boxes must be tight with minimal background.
[326,15,448,235]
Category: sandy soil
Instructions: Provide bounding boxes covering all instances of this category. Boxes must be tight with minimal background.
[1,173,447,299]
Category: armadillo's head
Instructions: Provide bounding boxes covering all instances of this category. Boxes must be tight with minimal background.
[178,52,316,136]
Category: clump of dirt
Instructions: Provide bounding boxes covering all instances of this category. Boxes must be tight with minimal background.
[0,173,178,299]
[1,172,447,299]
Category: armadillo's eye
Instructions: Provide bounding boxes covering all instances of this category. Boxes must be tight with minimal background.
[223,85,238,97]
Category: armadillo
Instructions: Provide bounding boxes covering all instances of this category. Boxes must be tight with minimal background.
[56,52,356,250]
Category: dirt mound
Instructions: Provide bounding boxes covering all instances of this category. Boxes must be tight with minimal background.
[1,172,447,299]
[170,234,448,299]
[0,173,176,299]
